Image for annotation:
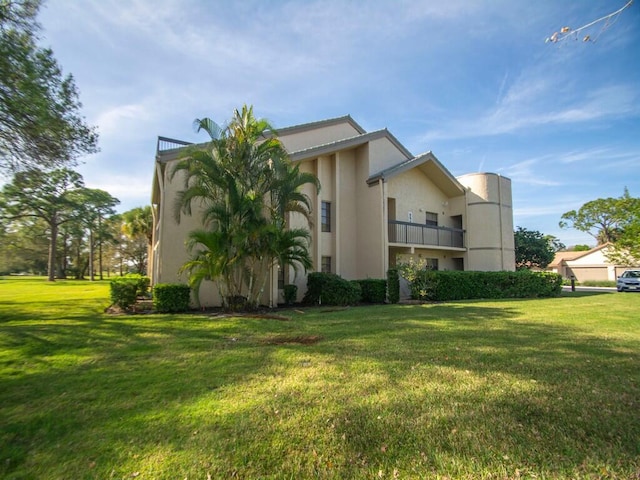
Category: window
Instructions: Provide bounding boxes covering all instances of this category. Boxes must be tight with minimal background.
[321,201,331,232]
[425,211,438,227]
[321,256,332,273]
[426,258,439,270]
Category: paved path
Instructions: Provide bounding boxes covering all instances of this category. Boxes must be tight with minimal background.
[562,285,617,293]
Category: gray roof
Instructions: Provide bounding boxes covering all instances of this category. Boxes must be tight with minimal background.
[276,115,366,137]
[289,128,412,162]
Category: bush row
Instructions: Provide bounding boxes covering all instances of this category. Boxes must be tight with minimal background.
[109,276,191,313]
[109,269,560,312]
[153,283,191,313]
[302,272,362,306]
[405,270,563,301]
[301,273,393,306]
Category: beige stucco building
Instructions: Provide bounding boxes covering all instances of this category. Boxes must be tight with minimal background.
[150,115,515,306]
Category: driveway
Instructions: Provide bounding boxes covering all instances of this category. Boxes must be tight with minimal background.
[562,285,616,293]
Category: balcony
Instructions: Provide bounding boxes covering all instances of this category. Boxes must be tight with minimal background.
[388,220,465,249]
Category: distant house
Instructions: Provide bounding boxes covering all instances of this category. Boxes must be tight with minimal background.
[150,115,515,307]
[547,243,638,282]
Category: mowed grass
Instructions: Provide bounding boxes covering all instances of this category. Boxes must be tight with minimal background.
[0,277,639,479]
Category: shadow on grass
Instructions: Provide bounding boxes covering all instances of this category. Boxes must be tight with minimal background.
[260,303,640,475]
[1,299,639,477]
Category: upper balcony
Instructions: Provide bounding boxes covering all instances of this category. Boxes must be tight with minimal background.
[388,220,465,249]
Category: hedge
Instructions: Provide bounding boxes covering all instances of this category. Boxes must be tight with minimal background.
[109,277,139,311]
[405,270,563,301]
[121,273,150,296]
[303,272,361,306]
[387,268,400,304]
[153,283,191,313]
[283,284,298,305]
[356,278,387,303]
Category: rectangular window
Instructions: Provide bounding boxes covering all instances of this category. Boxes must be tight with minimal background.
[426,258,439,270]
[321,256,332,273]
[425,211,438,227]
[321,201,331,232]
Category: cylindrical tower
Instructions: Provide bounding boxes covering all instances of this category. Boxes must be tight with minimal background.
[457,173,515,271]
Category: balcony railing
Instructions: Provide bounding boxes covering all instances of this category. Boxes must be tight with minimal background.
[388,220,465,248]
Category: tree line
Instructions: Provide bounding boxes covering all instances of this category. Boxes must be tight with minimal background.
[0,174,152,279]
[0,1,151,279]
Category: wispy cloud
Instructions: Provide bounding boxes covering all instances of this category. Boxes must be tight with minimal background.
[556,146,639,165]
[421,46,640,143]
[498,158,563,187]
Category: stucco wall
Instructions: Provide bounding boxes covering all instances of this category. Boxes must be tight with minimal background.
[355,144,385,278]
[367,137,410,176]
[153,163,224,307]
[395,250,464,271]
[337,150,358,278]
[387,169,451,226]
[458,173,515,271]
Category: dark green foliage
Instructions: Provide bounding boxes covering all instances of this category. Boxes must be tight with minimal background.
[514,226,556,269]
[303,272,361,306]
[109,277,138,311]
[407,270,563,301]
[225,295,249,312]
[283,284,298,305]
[356,278,387,303]
[153,283,191,313]
[122,273,150,296]
[387,268,400,304]
[0,0,99,173]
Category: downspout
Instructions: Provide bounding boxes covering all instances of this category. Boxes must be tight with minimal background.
[380,178,387,277]
[463,186,470,271]
[154,161,165,283]
[498,175,504,270]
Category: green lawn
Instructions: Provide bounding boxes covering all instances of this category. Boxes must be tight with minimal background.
[1,277,639,479]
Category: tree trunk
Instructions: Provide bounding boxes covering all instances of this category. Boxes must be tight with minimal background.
[98,214,104,280]
[48,215,58,282]
[75,242,84,279]
[88,228,94,281]
[58,229,68,279]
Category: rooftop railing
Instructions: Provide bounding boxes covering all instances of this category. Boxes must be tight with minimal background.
[157,136,193,153]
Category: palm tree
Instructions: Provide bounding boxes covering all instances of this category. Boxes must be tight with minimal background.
[122,206,153,246]
[172,105,319,310]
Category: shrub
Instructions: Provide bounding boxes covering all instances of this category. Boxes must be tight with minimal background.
[387,268,400,304]
[109,277,139,311]
[122,273,150,296]
[357,278,387,303]
[303,272,361,306]
[153,283,191,313]
[398,267,563,301]
[283,284,298,305]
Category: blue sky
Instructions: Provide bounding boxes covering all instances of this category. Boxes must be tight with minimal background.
[34,0,640,247]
